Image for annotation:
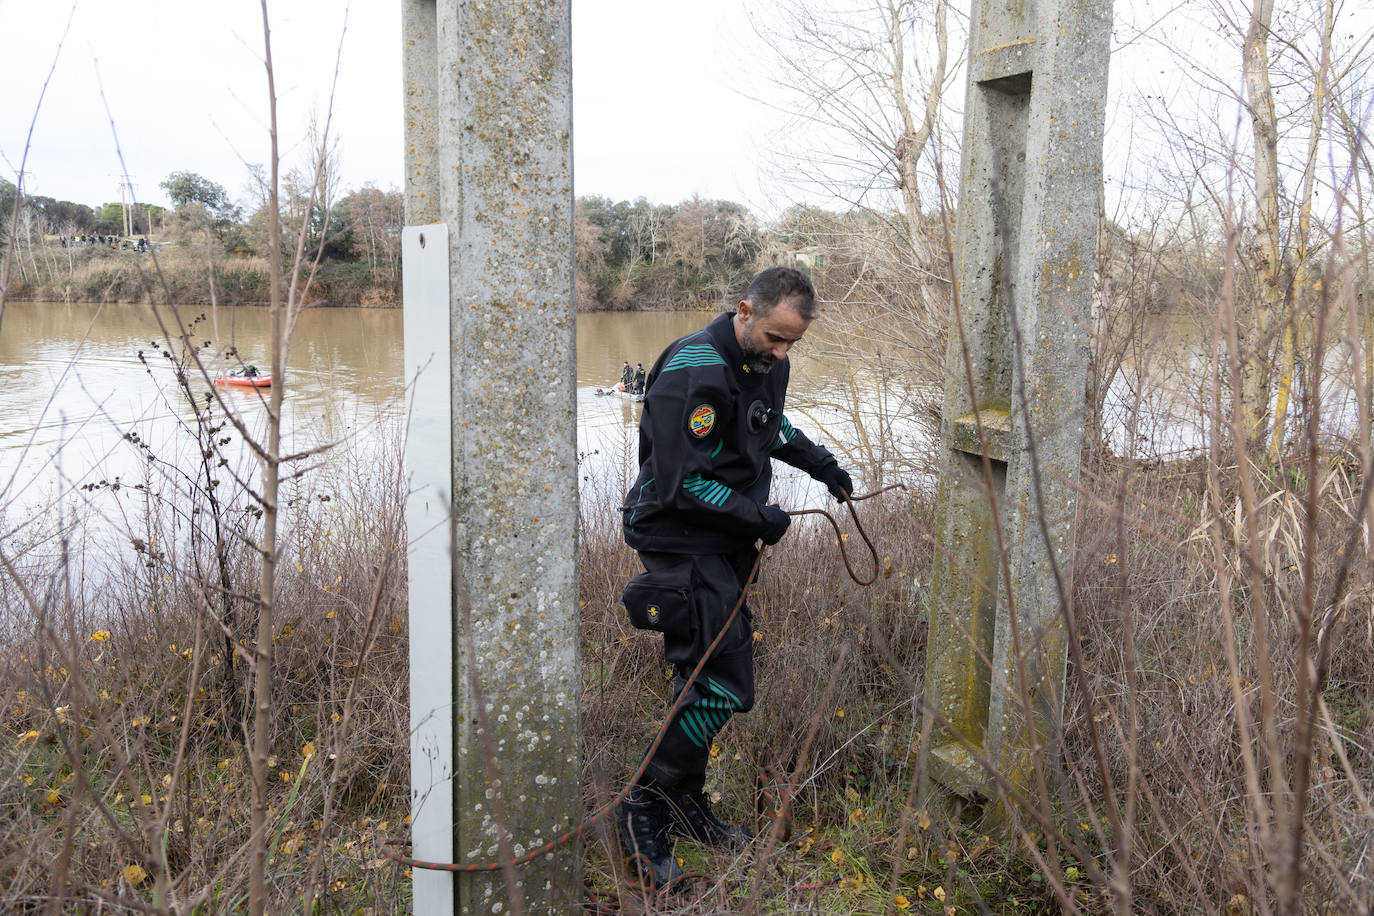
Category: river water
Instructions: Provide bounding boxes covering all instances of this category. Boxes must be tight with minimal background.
[0,303,931,558]
[2,300,1362,563]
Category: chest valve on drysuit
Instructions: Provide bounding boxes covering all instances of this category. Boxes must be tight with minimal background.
[747,400,775,434]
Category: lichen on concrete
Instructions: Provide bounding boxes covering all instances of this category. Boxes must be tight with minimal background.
[922,0,1112,833]
[405,0,581,911]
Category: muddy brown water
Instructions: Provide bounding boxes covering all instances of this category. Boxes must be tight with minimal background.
[5,300,1351,560]
[0,304,920,550]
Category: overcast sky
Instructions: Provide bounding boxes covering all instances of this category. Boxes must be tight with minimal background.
[5,2,1369,228]
[0,1,767,213]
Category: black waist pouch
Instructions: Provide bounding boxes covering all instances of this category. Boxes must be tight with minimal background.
[620,558,699,663]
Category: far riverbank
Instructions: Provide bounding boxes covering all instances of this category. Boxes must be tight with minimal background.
[2,243,399,308]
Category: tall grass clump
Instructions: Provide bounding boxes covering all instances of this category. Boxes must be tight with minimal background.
[1065,448,1374,912]
[0,427,412,912]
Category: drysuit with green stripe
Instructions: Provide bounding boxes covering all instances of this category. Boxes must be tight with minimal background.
[622,311,841,553]
[620,311,842,790]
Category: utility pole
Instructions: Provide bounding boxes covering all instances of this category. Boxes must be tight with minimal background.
[401,1,581,913]
[921,0,1113,829]
[109,174,137,239]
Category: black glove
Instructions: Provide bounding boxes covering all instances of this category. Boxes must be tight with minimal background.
[818,464,854,502]
[759,504,792,545]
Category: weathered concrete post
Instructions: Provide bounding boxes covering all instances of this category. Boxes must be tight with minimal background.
[922,0,1112,825]
[402,1,581,912]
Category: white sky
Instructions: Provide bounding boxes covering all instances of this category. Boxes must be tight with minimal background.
[3,1,1368,227]
[0,0,767,213]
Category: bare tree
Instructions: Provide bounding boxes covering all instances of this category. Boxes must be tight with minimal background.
[748,0,963,463]
[573,201,609,311]
[1268,0,1341,458]
[246,6,346,913]
[340,184,403,288]
[625,200,665,268]
[1240,0,1282,446]
[666,196,709,273]
[751,0,958,235]
[1117,0,1372,455]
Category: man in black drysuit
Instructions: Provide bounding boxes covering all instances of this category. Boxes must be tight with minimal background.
[615,266,853,886]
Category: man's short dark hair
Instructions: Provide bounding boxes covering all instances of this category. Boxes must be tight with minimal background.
[743,267,817,319]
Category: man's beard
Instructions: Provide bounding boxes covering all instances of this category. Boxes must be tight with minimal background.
[739,326,776,374]
[742,347,774,374]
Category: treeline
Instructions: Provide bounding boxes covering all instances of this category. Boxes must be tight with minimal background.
[2,172,869,311]
[0,172,405,307]
[0,179,167,238]
[574,195,766,311]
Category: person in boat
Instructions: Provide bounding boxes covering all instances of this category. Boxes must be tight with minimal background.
[632,363,646,395]
[242,364,260,377]
[613,266,854,887]
[621,361,634,390]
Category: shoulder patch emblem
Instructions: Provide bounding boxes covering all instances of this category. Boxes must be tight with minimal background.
[689,404,716,438]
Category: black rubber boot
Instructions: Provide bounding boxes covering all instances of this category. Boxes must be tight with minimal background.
[614,784,684,889]
[666,783,752,852]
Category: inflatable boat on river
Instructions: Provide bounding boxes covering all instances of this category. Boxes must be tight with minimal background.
[593,382,643,402]
[215,370,272,388]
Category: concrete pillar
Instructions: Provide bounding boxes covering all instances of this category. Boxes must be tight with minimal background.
[922,0,1112,826]
[402,1,581,912]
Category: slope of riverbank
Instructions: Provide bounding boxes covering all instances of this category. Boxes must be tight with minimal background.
[3,243,398,307]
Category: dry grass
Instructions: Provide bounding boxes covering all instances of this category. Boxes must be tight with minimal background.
[2,413,1371,912]
[571,442,1373,914]
[1064,452,1374,912]
[0,428,412,913]
[4,241,388,308]
[2,242,278,306]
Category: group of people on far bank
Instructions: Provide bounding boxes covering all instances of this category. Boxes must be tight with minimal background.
[58,234,149,252]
